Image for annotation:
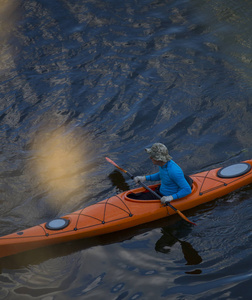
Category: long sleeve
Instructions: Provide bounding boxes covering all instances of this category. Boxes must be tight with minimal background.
[145,172,160,181]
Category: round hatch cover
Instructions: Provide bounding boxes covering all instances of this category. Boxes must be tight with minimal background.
[45,218,70,230]
[217,163,251,178]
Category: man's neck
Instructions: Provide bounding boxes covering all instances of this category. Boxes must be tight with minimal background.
[157,161,167,167]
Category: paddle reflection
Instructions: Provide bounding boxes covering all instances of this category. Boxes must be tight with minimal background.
[108,169,130,192]
[155,227,202,267]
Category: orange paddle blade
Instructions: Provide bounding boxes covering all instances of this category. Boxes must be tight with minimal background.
[105,157,127,173]
[176,210,197,226]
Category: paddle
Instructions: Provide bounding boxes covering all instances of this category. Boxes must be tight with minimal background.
[106,157,196,226]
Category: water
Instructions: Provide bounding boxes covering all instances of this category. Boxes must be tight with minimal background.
[0,0,252,299]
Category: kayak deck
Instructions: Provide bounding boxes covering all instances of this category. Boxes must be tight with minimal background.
[0,160,251,258]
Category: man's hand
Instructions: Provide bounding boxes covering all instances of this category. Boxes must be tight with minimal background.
[133,176,146,184]
[161,195,173,204]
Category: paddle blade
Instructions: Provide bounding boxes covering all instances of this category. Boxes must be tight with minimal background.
[176,210,197,226]
[106,157,127,173]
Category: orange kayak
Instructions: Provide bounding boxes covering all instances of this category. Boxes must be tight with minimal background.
[0,160,251,258]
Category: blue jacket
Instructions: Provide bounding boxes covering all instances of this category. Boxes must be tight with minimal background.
[145,160,191,199]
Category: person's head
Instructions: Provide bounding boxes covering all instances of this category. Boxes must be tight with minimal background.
[145,143,172,165]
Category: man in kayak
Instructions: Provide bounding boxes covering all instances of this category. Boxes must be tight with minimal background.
[131,143,192,204]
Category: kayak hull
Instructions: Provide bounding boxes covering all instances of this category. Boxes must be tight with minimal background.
[0,160,252,258]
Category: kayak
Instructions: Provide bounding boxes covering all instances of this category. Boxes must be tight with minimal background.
[0,160,252,259]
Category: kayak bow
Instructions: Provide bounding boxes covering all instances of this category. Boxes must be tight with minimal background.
[0,160,251,258]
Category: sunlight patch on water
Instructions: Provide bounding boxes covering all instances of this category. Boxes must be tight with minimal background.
[30,127,87,205]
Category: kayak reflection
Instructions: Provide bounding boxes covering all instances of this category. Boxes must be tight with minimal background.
[155,227,202,266]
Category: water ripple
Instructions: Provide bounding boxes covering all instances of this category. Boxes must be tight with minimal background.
[0,0,252,299]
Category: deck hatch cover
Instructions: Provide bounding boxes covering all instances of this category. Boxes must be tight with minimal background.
[217,163,251,178]
[45,218,70,230]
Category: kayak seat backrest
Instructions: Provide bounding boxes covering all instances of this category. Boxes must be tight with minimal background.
[185,175,193,189]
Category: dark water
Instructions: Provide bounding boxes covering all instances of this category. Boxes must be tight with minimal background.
[1,0,252,299]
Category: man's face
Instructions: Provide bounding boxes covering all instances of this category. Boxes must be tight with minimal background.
[150,157,162,166]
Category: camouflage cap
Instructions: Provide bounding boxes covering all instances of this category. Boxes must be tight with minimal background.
[145,143,172,162]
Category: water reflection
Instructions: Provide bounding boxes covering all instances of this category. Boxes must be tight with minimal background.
[108,169,130,192]
[155,227,202,267]
[29,126,88,206]
[0,0,20,93]
[0,0,19,42]
[108,168,203,271]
